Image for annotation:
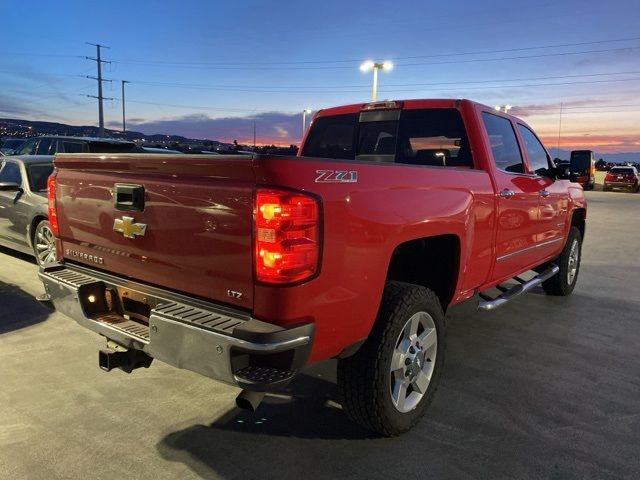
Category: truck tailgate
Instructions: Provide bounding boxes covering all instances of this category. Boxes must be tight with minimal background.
[53,154,256,309]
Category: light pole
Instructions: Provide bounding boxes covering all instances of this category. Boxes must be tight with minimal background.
[121,80,130,135]
[360,60,393,101]
[302,109,312,139]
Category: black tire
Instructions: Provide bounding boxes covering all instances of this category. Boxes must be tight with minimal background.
[602,185,610,192]
[542,226,582,296]
[32,220,56,267]
[337,281,445,436]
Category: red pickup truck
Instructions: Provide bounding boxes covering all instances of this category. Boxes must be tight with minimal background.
[40,99,586,436]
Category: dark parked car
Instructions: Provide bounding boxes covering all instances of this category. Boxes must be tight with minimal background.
[0,156,54,265]
[12,136,141,156]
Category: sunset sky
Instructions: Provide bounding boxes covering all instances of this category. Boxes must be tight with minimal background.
[1,0,639,153]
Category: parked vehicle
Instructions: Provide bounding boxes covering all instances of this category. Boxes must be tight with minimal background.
[0,156,54,265]
[603,166,640,192]
[0,138,25,155]
[569,150,595,190]
[40,99,586,436]
[12,136,141,156]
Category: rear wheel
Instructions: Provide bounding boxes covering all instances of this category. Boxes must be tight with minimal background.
[337,281,445,436]
[33,220,56,267]
[542,226,582,296]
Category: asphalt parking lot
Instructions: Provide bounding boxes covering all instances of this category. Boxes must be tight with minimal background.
[1,190,639,480]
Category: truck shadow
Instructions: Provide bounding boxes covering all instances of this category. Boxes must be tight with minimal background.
[155,283,640,479]
[0,281,53,334]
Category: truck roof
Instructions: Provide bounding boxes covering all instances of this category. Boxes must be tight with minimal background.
[315,98,490,117]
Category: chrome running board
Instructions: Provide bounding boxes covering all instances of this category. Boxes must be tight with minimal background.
[478,264,560,311]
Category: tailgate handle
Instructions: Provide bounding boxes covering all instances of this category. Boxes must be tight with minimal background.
[114,184,145,211]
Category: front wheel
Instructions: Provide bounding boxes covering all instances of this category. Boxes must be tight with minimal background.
[33,220,56,267]
[337,282,445,436]
[542,226,582,296]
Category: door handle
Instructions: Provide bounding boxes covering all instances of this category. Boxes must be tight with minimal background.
[539,189,550,198]
[499,189,515,198]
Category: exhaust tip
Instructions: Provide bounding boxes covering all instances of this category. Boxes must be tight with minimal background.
[236,390,265,412]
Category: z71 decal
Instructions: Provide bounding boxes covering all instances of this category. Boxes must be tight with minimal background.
[315,169,358,183]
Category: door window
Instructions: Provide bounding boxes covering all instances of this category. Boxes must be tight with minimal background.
[517,125,552,176]
[482,112,525,174]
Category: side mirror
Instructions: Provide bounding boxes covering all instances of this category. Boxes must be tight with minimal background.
[556,165,571,180]
[0,182,22,192]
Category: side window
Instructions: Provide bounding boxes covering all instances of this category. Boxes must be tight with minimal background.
[61,141,88,153]
[396,108,473,167]
[517,125,551,176]
[15,139,38,156]
[36,138,52,155]
[0,162,22,184]
[481,112,525,174]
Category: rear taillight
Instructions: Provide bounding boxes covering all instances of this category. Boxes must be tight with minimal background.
[254,188,320,284]
[47,172,59,237]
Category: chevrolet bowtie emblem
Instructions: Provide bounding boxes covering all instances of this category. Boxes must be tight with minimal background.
[113,216,147,239]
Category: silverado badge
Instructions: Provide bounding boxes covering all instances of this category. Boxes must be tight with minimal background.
[113,216,147,239]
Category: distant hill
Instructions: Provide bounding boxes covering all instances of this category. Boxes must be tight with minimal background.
[0,118,214,145]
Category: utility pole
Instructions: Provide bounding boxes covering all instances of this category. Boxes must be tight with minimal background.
[86,43,113,137]
[253,121,256,149]
[557,102,564,156]
[121,80,130,136]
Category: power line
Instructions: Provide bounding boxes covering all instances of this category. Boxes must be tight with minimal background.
[105,35,640,67]
[125,71,640,93]
[108,45,640,71]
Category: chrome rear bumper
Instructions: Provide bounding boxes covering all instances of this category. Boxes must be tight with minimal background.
[39,263,313,390]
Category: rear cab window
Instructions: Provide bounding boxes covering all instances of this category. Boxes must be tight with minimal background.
[301,107,473,168]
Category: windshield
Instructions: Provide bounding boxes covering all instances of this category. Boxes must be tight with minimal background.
[2,139,24,149]
[27,163,54,191]
[301,108,473,167]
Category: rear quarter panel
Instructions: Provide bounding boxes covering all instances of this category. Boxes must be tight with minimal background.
[253,156,495,361]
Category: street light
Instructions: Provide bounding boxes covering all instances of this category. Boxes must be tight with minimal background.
[494,105,512,113]
[302,108,312,139]
[360,60,393,101]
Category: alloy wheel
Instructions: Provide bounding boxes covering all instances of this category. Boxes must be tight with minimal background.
[389,311,438,413]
